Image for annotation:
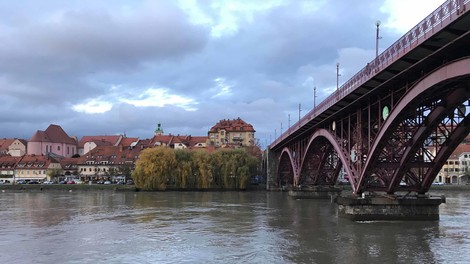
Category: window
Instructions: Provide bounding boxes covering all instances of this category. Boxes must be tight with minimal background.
[58,146,60,151]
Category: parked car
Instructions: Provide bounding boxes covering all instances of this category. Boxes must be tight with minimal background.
[104,181,111,185]
[28,181,40,184]
[67,180,76,184]
[16,180,27,184]
[43,180,54,184]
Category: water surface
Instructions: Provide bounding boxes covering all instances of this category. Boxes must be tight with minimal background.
[1,191,469,264]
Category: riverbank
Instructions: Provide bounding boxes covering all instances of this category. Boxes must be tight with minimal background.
[0,184,138,192]
[0,183,267,192]
[1,183,467,192]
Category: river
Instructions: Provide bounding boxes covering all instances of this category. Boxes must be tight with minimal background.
[0,190,469,264]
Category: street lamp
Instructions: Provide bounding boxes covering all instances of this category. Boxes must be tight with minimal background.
[336,63,340,90]
[375,20,381,58]
[314,86,317,108]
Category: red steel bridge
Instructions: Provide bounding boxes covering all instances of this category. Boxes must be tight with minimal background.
[268,0,470,195]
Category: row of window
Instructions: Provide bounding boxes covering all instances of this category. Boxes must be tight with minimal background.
[443,168,467,172]
[44,145,76,155]
[80,167,109,172]
[18,170,46,175]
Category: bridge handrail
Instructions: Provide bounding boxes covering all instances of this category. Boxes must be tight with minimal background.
[271,0,469,148]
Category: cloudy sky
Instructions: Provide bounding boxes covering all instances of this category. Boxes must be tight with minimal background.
[0,0,445,148]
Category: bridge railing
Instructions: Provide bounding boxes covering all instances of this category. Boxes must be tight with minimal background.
[271,0,469,149]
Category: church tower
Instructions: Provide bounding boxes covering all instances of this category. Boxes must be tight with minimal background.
[154,122,164,136]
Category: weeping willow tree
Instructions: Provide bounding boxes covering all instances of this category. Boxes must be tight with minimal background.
[133,147,260,190]
[175,149,193,189]
[133,147,176,190]
[192,150,212,189]
[210,148,259,190]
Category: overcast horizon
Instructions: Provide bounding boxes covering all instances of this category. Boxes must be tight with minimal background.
[0,0,445,148]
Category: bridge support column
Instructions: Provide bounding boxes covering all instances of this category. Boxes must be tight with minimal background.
[265,148,279,191]
[336,194,445,221]
[288,186,342,199]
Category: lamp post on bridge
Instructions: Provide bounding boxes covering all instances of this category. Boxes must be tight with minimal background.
[376,20,381,58]
[336,63,340,90]
[314,86,317,109]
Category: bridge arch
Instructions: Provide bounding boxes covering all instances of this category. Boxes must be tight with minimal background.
[359,57,470,194]
[277,147,296,188]
[299,129,357,192]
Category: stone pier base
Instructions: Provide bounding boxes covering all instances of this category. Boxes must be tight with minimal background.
[288,186,342,199]
[336,194,445,221]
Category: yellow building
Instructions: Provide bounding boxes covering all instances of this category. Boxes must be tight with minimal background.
[208,118,255,147]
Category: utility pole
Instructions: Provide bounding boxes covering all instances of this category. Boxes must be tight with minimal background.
[298,103,301,125]
[281,122,283,135]
[288,114,291,128]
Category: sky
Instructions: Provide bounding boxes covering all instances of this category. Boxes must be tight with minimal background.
[0,0,445,148]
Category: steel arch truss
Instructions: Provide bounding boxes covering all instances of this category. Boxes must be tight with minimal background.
[359,59,470,194]
[277,147,296,188]
[273,58,470,195]
[298,130,348,187]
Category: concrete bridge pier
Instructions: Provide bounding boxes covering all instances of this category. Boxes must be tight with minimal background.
[336,194,445,221]
[288,186,342,199]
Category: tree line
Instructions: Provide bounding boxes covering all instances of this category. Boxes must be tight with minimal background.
[132,147,260,191]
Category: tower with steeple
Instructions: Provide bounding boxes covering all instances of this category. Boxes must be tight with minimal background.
[155,122,164,136]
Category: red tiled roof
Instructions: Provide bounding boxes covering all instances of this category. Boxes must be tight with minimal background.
[78,135,122,148]
[448,144,470,159]
[149,134,209,148]
[76,145,142,165]
[209,118,255,133]
[0,139,16,151]
[150,135,174,146]
[30,124,76,144]
[30,131,50,142]
[16,154,59,169]
[119,137,139,147]
[0,155,21,169]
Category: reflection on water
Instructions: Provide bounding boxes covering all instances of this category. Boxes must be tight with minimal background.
[1,191,469,264]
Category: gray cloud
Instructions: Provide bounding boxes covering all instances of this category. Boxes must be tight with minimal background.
[0,0,429,147]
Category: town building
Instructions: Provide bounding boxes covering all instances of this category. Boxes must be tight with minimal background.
[149,123,209,150]
[75,141,145,182]
[437,143,470,184]
[8,139,28,156]
[14,154,62,182]
[208,118,256,147]
[78,135,123,156]
[0,155,21,183]
[1,138,27,156]
[27,124,78,158]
